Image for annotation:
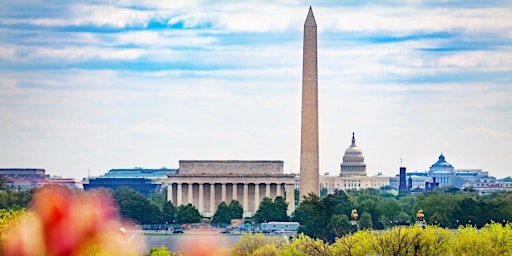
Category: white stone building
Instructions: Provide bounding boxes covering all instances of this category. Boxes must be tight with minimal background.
[319,133,390,194]
[167,160,295,218]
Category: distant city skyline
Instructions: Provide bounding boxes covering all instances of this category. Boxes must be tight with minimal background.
[1,1,511,179]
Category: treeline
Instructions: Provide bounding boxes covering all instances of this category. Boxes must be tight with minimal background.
[2,181,512,239]
[293,187,512,241]
[0,189,32,211]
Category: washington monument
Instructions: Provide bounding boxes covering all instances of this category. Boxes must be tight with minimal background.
[300,7,319,198]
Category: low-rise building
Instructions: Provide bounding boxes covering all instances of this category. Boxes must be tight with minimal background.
[462,180,512,195]
[84,167,175,196]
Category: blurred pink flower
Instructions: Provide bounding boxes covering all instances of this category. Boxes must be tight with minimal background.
[3,184,143,256]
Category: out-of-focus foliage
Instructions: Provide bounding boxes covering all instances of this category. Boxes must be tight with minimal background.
[0,209,28,248]
[281,233,331,256]
[228,233,288,256]
[147,246,182,256]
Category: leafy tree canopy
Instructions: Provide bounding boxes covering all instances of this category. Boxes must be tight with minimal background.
[176,203,201,224]
[253,196,289,223]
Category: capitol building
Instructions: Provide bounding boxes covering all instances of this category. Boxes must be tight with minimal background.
[320,133,390,194]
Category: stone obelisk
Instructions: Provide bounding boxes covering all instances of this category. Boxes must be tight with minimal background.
[300,7,319,199]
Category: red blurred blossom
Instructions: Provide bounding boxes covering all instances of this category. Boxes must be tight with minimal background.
[3,184,144,256]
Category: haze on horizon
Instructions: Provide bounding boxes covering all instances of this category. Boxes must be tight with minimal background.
[1,1,511,179]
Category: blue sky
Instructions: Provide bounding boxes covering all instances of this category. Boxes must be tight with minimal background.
[1,0,511,179]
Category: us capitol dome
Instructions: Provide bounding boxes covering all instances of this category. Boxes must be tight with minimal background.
[340,132,367,177]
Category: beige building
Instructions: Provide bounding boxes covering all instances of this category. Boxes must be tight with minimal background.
[167,160,295,218]
[320,174,390,194]
[320,133,390,194]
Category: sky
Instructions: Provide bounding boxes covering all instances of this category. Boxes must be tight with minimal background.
[1,0,511,179]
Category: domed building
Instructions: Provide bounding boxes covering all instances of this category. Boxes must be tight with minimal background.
[319,133,390,195]
[429,154,454,173]
[340,133,367,177]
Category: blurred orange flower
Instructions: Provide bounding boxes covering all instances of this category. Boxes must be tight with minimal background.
[3,184,144,256]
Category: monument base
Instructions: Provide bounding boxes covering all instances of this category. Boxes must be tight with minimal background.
[415,221,426,228]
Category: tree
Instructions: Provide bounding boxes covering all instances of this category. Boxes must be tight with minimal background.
[412,191,461,228]
[294,189,299,207]
[292,193,329,240]
[212,201,231,225]
[114,187,162,224]
[176,203,201,224]
[162,201,176,224]
[359,212,373,229]
[229,233,288,256]
[457,198,482,226]
[254,198,274,223]
[429,212,449,226]
[356,199,382,229]
[323,190,353,218]
[449,225,497,255]
[281,233,332,256]
[327,214,353,240]
[253,197,289,223]
[396,212,411,225]
[0,176,7,190]
[272,196,289,222]
[148,246,172,256]
[379,198,401,227]
[228,200,243,220]
[149,189,167,208]
[0,189,33,210]
[398,195,415,216]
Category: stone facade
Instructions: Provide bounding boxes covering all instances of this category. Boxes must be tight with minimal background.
[179,160,283,175]
[320,174,390,194]
[300,7,320,198]
[167,160,295,218]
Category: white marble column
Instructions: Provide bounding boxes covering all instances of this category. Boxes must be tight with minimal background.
[265,183,271,198]
[168,183,173,204]
[177,183,183,206]
[198,183,204,213]
[210,183,216,213]
[285,184,295,215]
[254,183,260,211]
[221,183,227,202]
[243,183,249,213]
[276,183,282,197]
[187,183,193,204]
[232,183,238,201]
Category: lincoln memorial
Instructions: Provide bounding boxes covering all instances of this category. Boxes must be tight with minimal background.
[167,160,295,217]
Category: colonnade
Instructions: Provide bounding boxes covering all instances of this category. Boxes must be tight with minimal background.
[167,181,295,217]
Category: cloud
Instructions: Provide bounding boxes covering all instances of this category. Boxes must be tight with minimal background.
[460,127,512,139]
[0,1,511,179]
